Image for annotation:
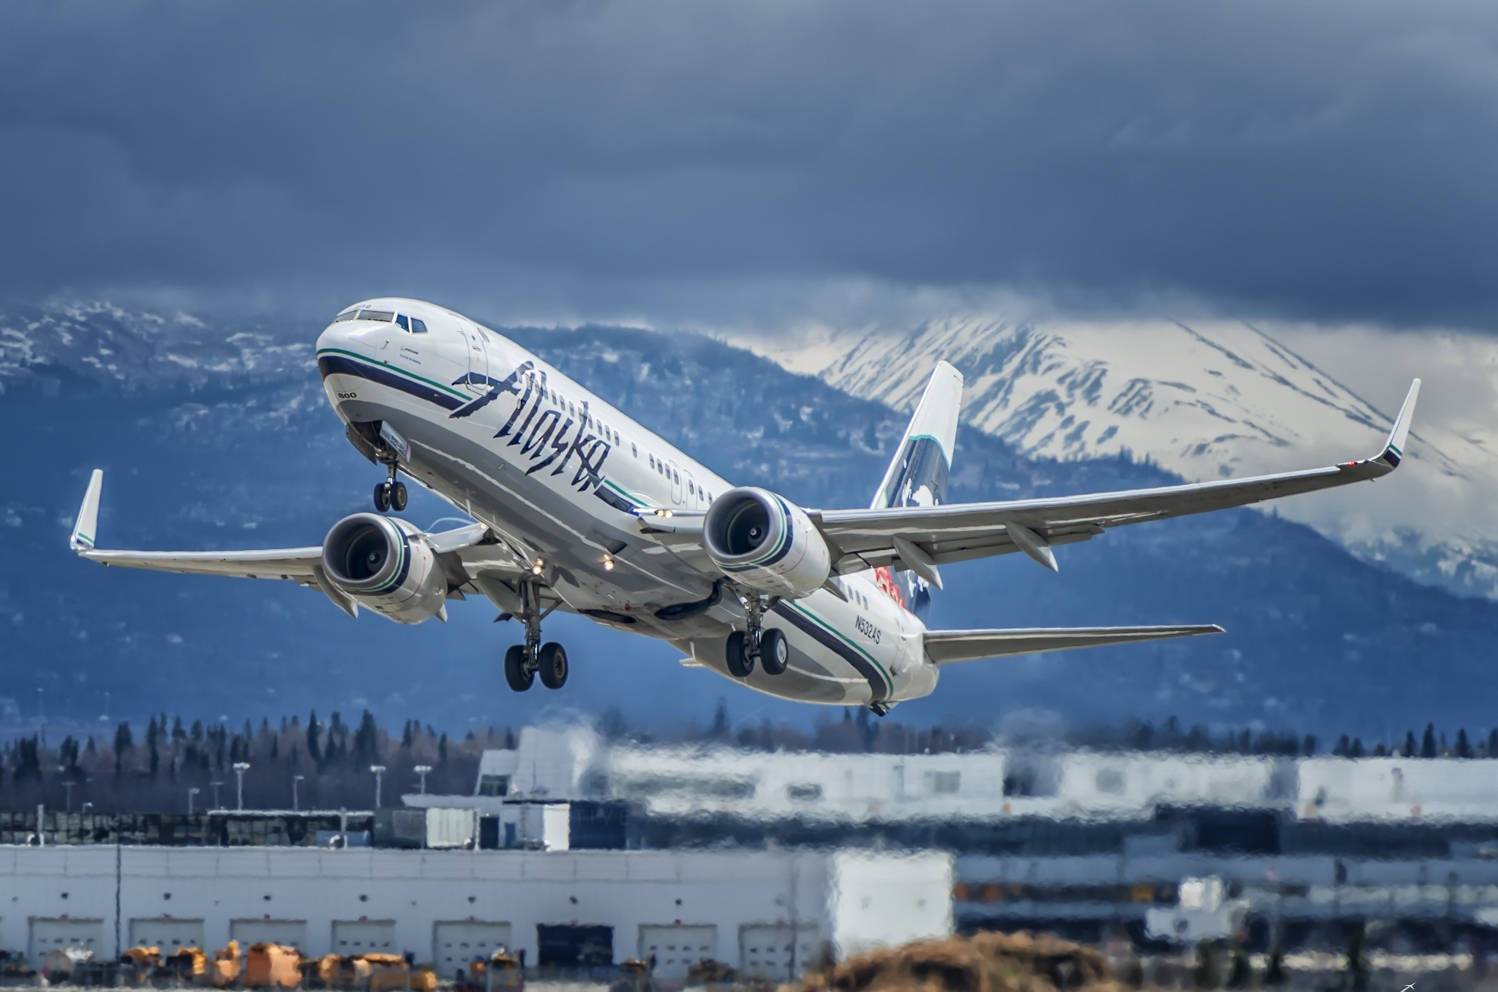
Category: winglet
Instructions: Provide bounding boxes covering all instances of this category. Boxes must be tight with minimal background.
[1381,378,1420,468]
[71,469,103,553]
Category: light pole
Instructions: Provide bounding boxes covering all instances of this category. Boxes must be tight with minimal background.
[210,780,224,810]
[232,762,251,811]
[82,802,94,814]
[414,765,432,795]
[188,787,200,815]
[370,765,387,808]
[293,775,305,812]
[36,687,44,747]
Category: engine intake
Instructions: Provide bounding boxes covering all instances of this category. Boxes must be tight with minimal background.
[321,513,448,623]
[702,487,831,598]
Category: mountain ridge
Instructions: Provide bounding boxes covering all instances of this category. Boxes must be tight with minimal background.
[754,315,1498,600]
[2,302,1490,740]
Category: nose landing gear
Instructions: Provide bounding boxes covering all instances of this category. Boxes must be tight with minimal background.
[373,458,408,513]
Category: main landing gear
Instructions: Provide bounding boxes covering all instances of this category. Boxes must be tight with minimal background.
[725,592,788,679]
[503,580,568,692]
[372,459,407,513]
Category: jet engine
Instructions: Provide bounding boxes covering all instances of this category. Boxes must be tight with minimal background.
[321,513,448,623]
[702,487,831,598]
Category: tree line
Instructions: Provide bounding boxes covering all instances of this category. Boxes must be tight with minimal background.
[0,710,511,814]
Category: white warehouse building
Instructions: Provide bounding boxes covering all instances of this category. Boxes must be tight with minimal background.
[0,845,952,982]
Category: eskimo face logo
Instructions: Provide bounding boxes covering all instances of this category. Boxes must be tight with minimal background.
[450,362,612,492]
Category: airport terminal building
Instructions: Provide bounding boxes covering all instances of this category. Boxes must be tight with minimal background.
[5,723,1498,976]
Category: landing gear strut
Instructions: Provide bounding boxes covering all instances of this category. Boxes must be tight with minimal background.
[372,459,407,513]
[725,592,788,678]
[503,580,568,692]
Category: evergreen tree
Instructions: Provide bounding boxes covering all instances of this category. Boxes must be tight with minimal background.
[710,700,729,739]
[1349,738,1364,758]
[1301,733,1317,756]
[1456,728,1472,759]
[354,711,379,765]
[307,711,322,765]
[1421,723,1437,758]
[113,721,134,775]
[1401,730,1417,758]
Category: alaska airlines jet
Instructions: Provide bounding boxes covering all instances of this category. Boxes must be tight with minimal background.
[69,299,1421,713]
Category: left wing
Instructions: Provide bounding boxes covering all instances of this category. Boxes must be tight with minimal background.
[814,378,1420,576]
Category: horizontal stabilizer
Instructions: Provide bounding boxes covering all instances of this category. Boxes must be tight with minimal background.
[924,624,1223,665]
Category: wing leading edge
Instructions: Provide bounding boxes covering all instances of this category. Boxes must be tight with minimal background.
[815,378,1421,576]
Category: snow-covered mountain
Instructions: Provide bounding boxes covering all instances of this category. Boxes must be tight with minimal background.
[757,317,1498,600]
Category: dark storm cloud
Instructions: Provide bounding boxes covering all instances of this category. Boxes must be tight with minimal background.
[2,1,1496,326]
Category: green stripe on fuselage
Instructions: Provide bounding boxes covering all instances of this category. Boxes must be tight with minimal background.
[316,347,471,402]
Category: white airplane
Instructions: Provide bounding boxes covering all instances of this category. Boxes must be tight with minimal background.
[68,299,1421,714]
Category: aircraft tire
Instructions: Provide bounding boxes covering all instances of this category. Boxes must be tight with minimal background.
[504,645,534,692]
[390,482,408,511]
[725,631,755,678]
[759,628,789,676]
[373,482,392,512]
[538,642,569,689]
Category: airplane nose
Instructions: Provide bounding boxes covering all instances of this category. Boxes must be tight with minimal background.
[316,323,352,355]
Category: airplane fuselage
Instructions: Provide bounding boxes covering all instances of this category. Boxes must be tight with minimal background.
[315,298,938,707]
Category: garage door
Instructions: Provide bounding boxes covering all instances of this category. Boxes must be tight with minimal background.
[638,925,717,982]
[738,924,820,981]
[332,920,398,955]
[433,922,512,979]
[231,920,308,951]
[29,918,105,966]
[129,918,205,955]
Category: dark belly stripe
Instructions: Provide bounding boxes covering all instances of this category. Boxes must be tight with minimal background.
[771,603,889,702]
[318,354,465,412]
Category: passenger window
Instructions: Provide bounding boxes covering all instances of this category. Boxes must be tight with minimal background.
[395,314,410,332]
[674,469,680,483]
[631,443,638,458]
[649,455,656,469]
[411,318,427,334]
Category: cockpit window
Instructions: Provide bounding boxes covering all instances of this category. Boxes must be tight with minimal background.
[332,308,359,323]
[395,314,410,332]
[357,309,395,322]
[411,317,427,334]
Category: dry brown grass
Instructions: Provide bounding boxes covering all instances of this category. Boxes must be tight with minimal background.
[789,930,1141,992]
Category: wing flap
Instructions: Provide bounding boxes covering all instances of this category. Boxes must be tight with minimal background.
[925,624,1224,665]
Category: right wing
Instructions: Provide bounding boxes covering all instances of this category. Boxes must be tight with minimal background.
[924,624,1223,665]
[815,378,1420,577]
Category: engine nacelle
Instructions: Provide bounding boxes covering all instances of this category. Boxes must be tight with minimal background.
[321,513,448,624]
[702,487,831,598]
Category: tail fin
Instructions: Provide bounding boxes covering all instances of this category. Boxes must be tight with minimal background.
[870,362,963,618]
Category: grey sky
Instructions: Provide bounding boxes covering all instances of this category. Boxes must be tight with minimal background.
[3,1,1496,331]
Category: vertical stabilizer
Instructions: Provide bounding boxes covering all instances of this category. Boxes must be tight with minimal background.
[870,362,962,617]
